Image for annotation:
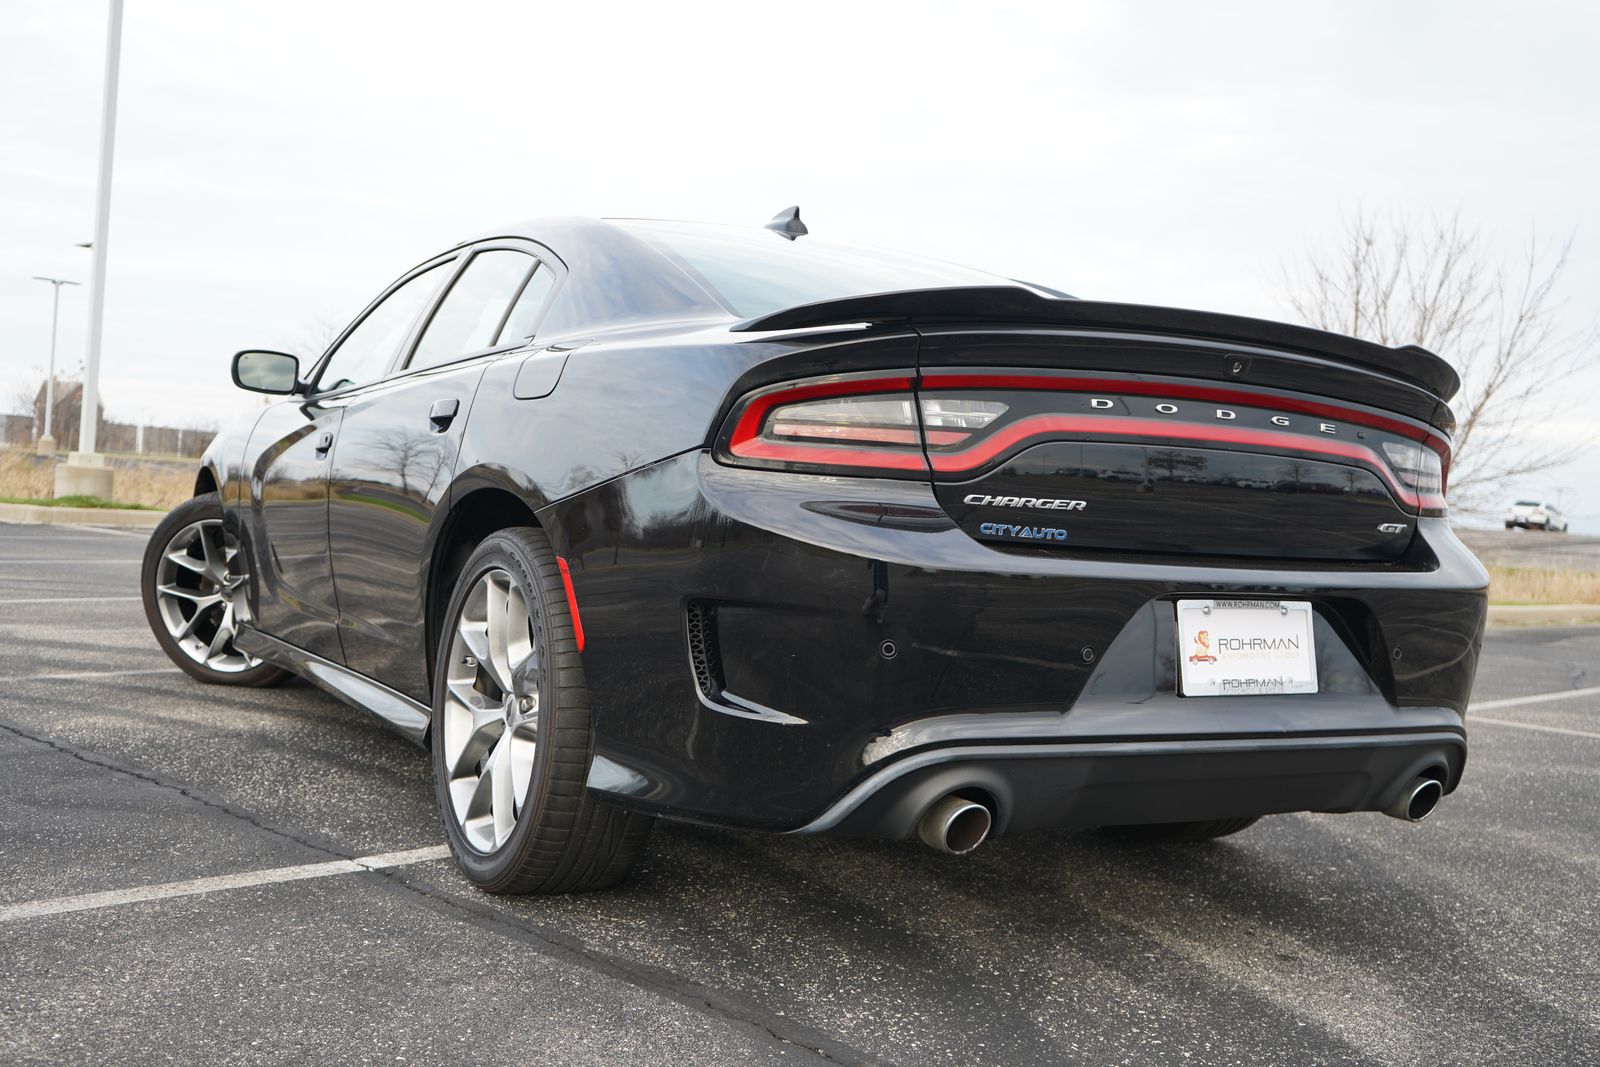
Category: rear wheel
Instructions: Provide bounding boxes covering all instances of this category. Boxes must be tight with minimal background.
[1100,816,1262,842]
[432,527,651,894]
[141,493,287,687]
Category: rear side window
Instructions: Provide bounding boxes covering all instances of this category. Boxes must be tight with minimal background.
[409,250,537,370]
[317,263,449,393]
[495,264,557,344]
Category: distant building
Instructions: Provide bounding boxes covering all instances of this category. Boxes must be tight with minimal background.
[13,379,213,457]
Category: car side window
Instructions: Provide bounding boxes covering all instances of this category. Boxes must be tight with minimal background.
[495,263,557,344]
[317,263,450,393]
[408,250,537,371]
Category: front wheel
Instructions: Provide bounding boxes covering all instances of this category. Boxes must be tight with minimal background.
[141,493,287,687]
[432,527,652,894]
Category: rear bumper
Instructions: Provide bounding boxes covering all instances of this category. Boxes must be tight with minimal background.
[796,729,1466,838]
[545,451,1487,834]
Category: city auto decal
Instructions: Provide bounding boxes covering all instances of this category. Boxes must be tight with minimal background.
[978,522,1069,542]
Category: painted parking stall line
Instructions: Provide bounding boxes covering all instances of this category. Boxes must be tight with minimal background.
[0,845,451,923]
[1470,685,1600,712]
[0,667,175,684]
[0,596,142,605]
[1468,717,1600,741]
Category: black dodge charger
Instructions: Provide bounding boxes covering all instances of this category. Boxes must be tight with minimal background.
[141,211,1487,893]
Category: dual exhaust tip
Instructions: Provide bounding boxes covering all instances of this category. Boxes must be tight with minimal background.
[917,775,1443,852]
[1383,776,1444,822]
[917,795,993,854]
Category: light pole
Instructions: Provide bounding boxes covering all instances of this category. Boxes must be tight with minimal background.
[57,0,122,500]
[31,277,80,455]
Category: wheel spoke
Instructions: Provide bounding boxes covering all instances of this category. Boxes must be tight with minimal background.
[157,583,220,608]
[508,725,537,812]
[165,549,207,575]
[489,729,516,848]
[197,525,221,574]
[441,680,503,777]
[455,618,494,682]
[205,604,235,663]
[173,604,212,641]
[485,575,514,694]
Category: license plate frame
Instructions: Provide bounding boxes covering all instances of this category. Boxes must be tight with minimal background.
[1176,599,1318,697]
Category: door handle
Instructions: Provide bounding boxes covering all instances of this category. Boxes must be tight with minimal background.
[314,430,334,456]
[429,398,461,432]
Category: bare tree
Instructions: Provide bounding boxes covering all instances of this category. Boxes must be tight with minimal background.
[285,315,348,362]
[1279,210,1593,512]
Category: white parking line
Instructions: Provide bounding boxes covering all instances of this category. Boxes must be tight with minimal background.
[0,667,174,684]
[60,524,153,540]
[0,559,138,564]
[1470,685,1600,712]
[1470,716,1600,741]
[0,596,142,605]
[0,845,451,923]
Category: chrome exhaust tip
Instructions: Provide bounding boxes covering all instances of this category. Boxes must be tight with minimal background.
[917,795,993,854]
[1383,777,1444,822]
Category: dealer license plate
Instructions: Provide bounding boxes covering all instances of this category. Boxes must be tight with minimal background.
[1176,599,1318,697]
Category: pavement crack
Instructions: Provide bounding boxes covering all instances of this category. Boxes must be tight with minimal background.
[0,714,351,864]
[365,863,890,1067]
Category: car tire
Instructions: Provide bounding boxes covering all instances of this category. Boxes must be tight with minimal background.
[1100,816,1263,842]
[141,493,289,688]
[1504,522,1515,529]
[431,527,652,894]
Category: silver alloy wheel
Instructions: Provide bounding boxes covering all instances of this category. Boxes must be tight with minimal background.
[441,567,540,854]
[152,519,260,673]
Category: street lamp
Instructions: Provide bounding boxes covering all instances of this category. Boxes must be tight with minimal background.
[31,276,80,455]
[56,0,122,500]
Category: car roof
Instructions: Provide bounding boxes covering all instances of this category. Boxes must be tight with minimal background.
[458,216,732,335]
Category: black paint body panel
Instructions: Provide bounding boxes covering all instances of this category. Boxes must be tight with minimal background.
[940,442,1412,561]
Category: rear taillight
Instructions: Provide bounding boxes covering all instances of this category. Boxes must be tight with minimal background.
[1381,440,1449,515]
[720,375,928,474]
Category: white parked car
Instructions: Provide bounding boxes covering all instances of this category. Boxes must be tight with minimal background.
[1505,500,1569,532]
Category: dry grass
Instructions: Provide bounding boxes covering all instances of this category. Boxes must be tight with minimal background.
[1487,565,1600,605]
[0,448,194,510]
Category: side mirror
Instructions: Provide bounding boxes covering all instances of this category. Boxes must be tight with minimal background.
[232,350,302,395]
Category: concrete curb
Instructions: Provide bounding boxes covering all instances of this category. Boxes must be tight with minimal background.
[0,501,166,529]
[1487,603,1600,627]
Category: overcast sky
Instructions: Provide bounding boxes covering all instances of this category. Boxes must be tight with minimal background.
[3,1,1596,527]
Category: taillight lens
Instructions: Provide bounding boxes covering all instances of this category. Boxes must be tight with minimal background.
[719,377,1014,474]
[1381,440,1449,514]
[721,376,929,474]
[768,396,921,445]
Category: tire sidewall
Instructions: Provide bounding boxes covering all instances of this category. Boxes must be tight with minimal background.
[431,532,571,888]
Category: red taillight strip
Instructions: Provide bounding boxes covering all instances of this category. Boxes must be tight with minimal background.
[927,414,1425,509]
[726,374,927,472]
[919,373,1451,453]
[556,557,585,653]
[727,375,915,452]
[730,438,929,470]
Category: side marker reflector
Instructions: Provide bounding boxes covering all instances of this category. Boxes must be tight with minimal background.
[556,556,585,653]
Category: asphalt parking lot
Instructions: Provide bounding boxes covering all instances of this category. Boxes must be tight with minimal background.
[3,522,1598,1066]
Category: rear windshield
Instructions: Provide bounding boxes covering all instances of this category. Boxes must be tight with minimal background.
[1515,500,1541,506]
[618,220,1013,319]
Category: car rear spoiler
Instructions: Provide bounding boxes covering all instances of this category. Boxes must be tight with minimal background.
[730,286,1460,401]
